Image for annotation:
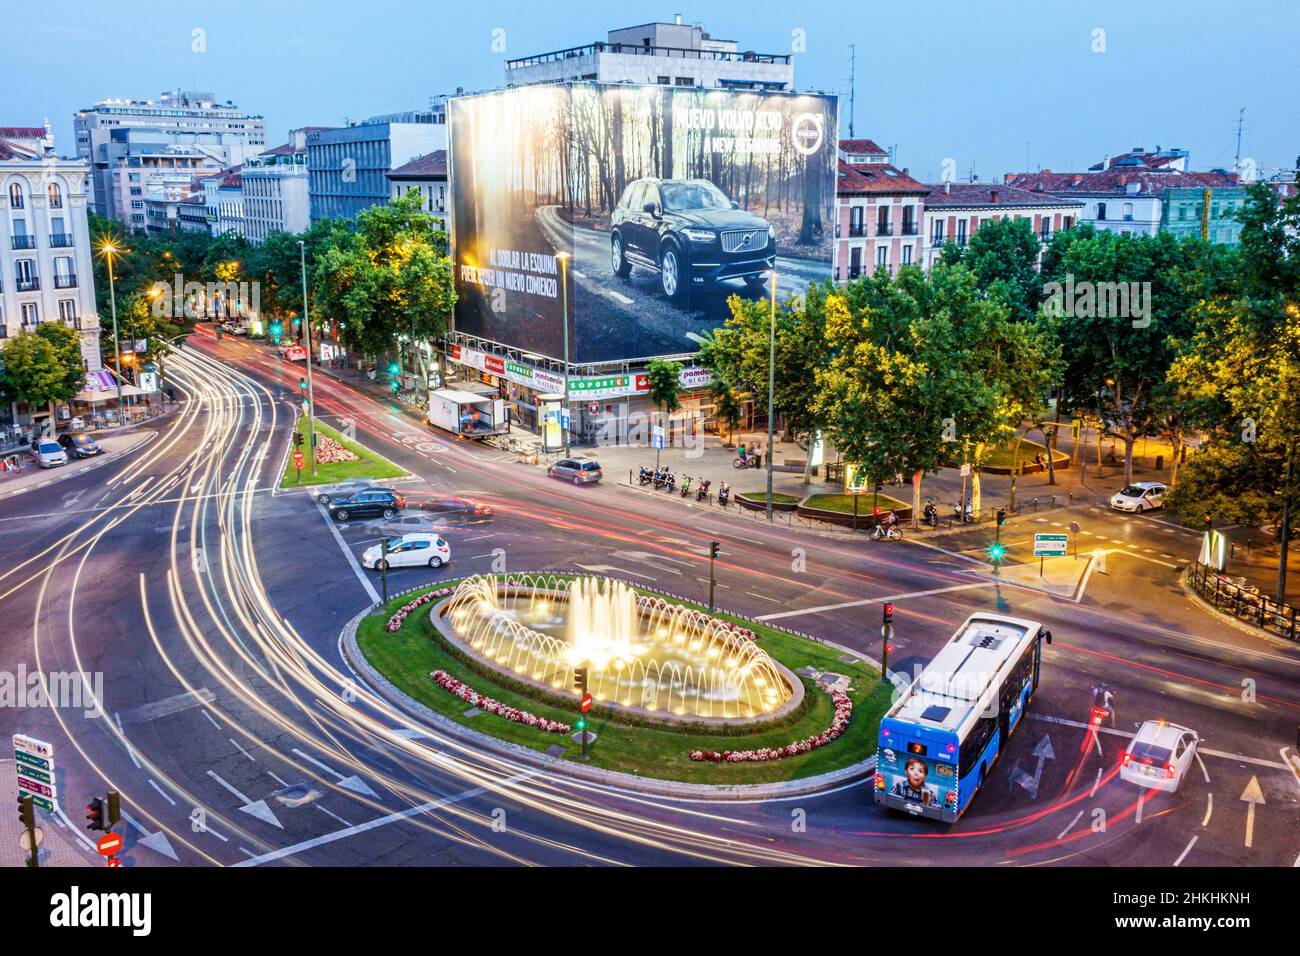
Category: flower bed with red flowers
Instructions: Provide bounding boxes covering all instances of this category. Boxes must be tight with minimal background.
[688,690,852,762]
[315,435,360,464]
[385,587,454,632]
[429,669,572,734]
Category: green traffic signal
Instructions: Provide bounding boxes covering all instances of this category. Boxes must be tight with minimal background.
[989,543,1006,563]
[575,717,586,731]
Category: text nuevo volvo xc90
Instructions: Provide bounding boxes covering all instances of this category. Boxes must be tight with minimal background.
[610,178,776,301]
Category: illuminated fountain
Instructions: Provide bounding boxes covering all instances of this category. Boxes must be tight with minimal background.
[435,574,799,724]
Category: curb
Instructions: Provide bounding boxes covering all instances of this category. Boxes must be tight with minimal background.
[0,430,159,503]
[1177,566,1300,651]
[339,597,878,801]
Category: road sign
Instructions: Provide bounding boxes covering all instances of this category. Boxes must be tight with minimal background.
[14,734,57,809]
[580,693,593,713]
[97,833,123,857]
[13,735,53,760]
[292,450,304,470]
[1033,533,1069,557]
[587,401,599,416]
[651,425,665,450]
[16,776,54,799]
[1068,521,1081,534]
[18,827,43,852]
[14,750,50,773]
[959,463,972,477]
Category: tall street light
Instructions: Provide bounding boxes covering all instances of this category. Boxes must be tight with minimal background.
[299,240,318,477]
[557,250,571,456]
[766,269,777,521]
[100,242,124,421]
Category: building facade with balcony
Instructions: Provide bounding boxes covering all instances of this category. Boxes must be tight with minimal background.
[75,91,266,218]
[242,129,324,243]
[833,139,928,282]
[921,182,1083,267]
[505,17,793,90]
[0,156,102,375]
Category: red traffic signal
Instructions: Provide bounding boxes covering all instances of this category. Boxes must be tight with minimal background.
[85,798,105,832]
[882,602,894,625]
[872,506,882,517]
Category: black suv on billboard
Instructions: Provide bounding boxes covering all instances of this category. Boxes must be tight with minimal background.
[610,178,775,301]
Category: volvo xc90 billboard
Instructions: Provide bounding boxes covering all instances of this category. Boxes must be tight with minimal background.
[449,83,838,364]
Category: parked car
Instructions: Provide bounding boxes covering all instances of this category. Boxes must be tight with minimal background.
[58,432,102,459]
[30,439,68,468]
[327,488,405,522]
[316,480,382,505]
[410,495,494,523]
[362,533,451,570]
[1120,720,1199,793]
[280,344,307,361]
[547,457,603,485]
[1109,481,1167,513]
[220,321,248,335]
[610,178,775,301]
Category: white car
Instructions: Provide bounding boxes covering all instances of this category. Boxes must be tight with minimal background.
[1120,720,1199,792]
[1109,481,1167,513]
[30,439,68,468]
[361,533,451,571]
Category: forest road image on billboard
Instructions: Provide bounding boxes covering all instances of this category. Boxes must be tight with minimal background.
[449,83,838,364]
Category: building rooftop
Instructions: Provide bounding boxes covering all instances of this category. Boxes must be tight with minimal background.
[837,159,928,196]
[923,182,1083,208]
[387,150,447,180]
[1005,168,1240,198]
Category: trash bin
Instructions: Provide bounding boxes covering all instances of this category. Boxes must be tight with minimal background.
[1155,455,1164,470]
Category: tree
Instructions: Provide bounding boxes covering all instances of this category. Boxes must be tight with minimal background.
[710,378,745,448]
[947,216,1045,323]
[0,324,85,431]
[645,358,683,415]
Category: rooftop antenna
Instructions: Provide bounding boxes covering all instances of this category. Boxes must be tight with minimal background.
[846,44,856,139]
[1234,106,1246,173]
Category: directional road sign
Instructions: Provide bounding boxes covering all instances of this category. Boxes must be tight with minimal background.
[1033,533,1069,557]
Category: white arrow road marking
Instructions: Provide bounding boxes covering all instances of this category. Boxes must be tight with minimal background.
[62,489,84,508]
[1202,792,1214,828]
[121,810,181,862]
[1011,735,1055,799]
[1240,776,1265,848]
[1056,809,1084,840]
[291,748,380,797]
[207,770,283,829]
[575,564,655,579]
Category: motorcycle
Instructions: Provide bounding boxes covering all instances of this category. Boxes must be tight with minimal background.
[717,482,731,507]
[679,475,693,498]
[663,470,676,493]
[922,501,939,528]
[871,523,902,541]
[953,502,975,524]
[652,467,666,490]
[733,453,760,469]
[696,479,712,502]
[638,466,653,486]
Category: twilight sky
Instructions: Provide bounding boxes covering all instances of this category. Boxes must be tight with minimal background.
[4,0,1296,182]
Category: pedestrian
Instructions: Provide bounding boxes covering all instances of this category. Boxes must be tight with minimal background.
[737,441,747,465]
[752,441,763,468]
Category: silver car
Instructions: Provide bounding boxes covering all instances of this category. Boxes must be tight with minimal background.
[547,457,603,485]
[31,439,68,468]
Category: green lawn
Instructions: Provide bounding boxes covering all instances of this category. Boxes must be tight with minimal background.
[736,491,800,504]
[803,492,910,514]
[357,580,891,785]
[979,439,1065,470]
[279,417,407,489]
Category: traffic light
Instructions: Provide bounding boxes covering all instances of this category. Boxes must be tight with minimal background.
[710,541,720,560]
[293,430,304,448]
[573,666,588,693]
[106,791,121,830]
[882,602,894,627]
[575,716,586,732]
[85,797,105,832]
[17,794,34,830]
[989,543,1007,563]
[389,362,401,393]
[996,508,1006,526]
[299,377,307,391]
[269,321,283,344]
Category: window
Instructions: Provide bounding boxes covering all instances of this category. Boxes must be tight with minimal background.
[901,244,913,266]
[956,220,967,245]
[1122,202,1134,221]
[48,183,62,208]
[59,300,77,321]
[875,245,889,268]
[931,220,944,244]
[21,302,39,326]
[849,206,864,237]
[1096,202,1107,221]
[876,206,891,235]
[959,716,998,776]
[8,183,24,208]
[15,259,36,282]
[849,247,862,279]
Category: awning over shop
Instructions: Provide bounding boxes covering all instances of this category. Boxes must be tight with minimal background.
[74,368,149,403]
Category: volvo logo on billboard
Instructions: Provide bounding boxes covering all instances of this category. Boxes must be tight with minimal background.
[792,113,825,156]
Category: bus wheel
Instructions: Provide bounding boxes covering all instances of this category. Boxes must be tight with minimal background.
[977,766,987,792]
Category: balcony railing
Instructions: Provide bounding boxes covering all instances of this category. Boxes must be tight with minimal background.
[876,222,893,236]
[11,235,37,250]
[54,274,77,289]
[848,223,866,237]
[507,41,791,68]
[15,277,40,292]
[931,233,945,245]
[901,222,918,236]
[49,233,73,248]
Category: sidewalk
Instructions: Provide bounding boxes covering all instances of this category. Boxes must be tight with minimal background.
[0,428,157,501]
[1208,524,1300,607]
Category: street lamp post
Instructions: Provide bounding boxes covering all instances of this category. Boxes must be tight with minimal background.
[766,269,777,521]
[557,251,571,457]
[102,243,124,422]
[299,241,318,477]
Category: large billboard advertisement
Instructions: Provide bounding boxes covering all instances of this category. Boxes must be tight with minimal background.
[449,83,837,365]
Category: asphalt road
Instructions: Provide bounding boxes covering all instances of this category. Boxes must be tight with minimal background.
[3,328,1297,868]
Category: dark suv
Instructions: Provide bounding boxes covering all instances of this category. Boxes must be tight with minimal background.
[327,489,406,522]
[610,178,775,301]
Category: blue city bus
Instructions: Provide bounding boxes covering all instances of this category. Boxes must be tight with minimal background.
[874,613,1052,822]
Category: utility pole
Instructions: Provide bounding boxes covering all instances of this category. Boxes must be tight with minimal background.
[880,602,894,681]
[766,269,777,521]
[17,795,38,868]
[574,666,590,759]
[102,243,125,423]
[379,536,390,604]
[558,252,571,456]
[298,241,318,477]
[1279,439,1295,611]
[1234,107,1246,175]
